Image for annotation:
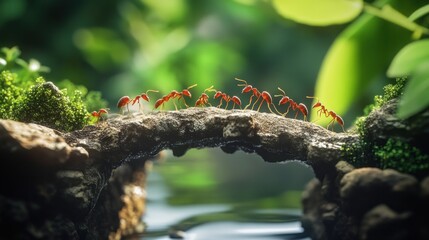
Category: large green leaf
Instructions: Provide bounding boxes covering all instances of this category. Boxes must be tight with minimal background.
[272,0,363,26]
[387,39,429,77]
[310,0,424,126]
[397,62,429,119]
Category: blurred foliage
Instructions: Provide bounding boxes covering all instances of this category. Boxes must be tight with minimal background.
[273,0,428,127]
[273,0,363,26]
[0,0,339,120]
[387,39,429,119]
[0,47,108,131]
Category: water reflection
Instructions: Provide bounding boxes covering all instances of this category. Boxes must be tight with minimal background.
[138,149,314,239]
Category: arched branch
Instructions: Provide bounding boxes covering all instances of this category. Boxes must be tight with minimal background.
[65,107,358,178]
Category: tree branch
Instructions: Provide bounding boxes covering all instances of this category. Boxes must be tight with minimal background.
[65,107,358,178]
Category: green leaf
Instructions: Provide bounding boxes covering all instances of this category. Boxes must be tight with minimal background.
[387,39,429,77]
[397,62,429,119]
[272,0,363,26]
[311,14,410,124]
[364,4,429,35]
[408,4,429,21]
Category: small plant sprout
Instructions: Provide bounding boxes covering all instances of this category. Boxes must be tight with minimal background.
[117,96,131,114]
[235,77,261,110]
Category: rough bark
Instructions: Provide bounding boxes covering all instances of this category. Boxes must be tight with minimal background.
[65,107,358,179]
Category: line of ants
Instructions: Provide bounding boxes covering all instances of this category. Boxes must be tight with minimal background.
[91,78,345,132]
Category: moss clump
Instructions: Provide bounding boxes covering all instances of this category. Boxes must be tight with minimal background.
[13,78,89,132]
[0,46,108,132]
[343,77,429,174]
[375,138,429,174]
[0,71,22,119]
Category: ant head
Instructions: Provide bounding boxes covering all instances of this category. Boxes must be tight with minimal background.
[242,85,253,93]
[98,109,108,114]
[231,96,241,105]
[312,102,322,108]
[182,89,192,97]
[278,96,290,105]
[141,93,150,102]
[214,91,222,99]
[91,111,99,117]
[117,96,131,108]
[201,93,209,99]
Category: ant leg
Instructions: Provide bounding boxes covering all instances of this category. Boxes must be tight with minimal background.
[244,95,254,110]
[283,105,291,117]
[270,103,282,115]
[256,100,264,112]
[251,96,261,110]
[224,101,230,110]
[326,118,335,130]
[183,99,189,108]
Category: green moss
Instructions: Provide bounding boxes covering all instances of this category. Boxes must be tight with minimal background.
[344,77,428,175]
[375,138,429,174]
[0,71,22,119]
[0,46,108,132]
[14,78,90,132]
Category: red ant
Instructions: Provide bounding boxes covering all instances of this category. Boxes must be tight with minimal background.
[306,96,328,117]
[235,78,261,110]
[195,86,216,107]
[130,90,159,111]
[257,90,282,115]
[91,108,109,122]
[154,84,197,110]
[213,91,242,109]
[306,96,345,132]
[275,88,308,120]
[327,110,345,132]
[117,96,131,114]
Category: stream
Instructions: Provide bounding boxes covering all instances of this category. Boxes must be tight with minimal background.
[135,149,314,240]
